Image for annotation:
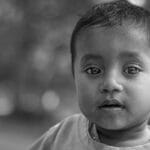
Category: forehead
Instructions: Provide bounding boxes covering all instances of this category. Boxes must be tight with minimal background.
[75,23,150,61]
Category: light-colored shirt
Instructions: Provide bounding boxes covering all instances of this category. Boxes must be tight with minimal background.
[29,113,150,150]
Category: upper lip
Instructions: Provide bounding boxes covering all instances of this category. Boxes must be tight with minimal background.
[99,99,125,108]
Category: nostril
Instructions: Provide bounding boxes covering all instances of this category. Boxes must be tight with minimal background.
[101,88,109,93]
[99,79,123,94]
[100,85,123,94]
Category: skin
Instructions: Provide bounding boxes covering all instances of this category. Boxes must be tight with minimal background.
[74,22,150,146]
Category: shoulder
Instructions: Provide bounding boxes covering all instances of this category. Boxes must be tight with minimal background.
[46,113,85,139]
[29,113,87,150]
[48,113,86,136]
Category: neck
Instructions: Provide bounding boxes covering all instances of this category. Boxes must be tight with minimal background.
[94,121,150,147]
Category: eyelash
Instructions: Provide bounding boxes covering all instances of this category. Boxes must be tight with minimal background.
[123,64,143,76]
[84,65,104,76]
[83,64,142,77]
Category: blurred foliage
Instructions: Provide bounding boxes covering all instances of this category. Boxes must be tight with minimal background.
[0,0,94,119]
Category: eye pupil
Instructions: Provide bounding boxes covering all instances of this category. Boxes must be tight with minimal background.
[92,68,100,74]
[125,66,140,74]
[86,67,102,75]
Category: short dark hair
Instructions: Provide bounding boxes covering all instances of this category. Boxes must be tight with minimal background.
[70,0,150,75]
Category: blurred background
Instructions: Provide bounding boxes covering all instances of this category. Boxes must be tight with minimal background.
[0,0,149,149]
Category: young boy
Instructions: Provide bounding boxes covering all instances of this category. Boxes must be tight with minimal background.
[29,0,150,149]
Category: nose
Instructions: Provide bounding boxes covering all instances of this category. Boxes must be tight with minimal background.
[99,71,123,94]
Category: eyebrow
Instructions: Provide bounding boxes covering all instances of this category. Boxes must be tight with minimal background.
[80,54,103,65]
[118,51,141,59]
[80,51,142,65]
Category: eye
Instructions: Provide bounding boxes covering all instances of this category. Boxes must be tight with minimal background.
[123,64,142,75]
[84,66,104,76]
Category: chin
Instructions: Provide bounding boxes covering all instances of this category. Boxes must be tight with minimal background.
[96,119,127,130]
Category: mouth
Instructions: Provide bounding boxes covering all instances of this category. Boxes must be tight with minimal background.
[98,99,125,110]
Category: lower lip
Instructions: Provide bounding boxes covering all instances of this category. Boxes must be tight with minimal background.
[98,106,125,111]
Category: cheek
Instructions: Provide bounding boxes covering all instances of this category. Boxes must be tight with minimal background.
[75,78,98,112]
[126,78,150,113]
[77,81,94,102]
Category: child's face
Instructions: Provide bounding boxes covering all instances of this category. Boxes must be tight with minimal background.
[74,23,150,130]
